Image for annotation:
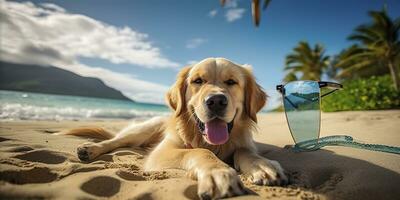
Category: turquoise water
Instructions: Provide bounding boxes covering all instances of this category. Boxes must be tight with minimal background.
[0,90,170,120]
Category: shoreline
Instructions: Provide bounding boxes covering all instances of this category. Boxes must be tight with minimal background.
[2,109,399,122]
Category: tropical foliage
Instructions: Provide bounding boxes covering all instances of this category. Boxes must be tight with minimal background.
[283,41,330,82]
[322,75,400,111]
[334,10,400,90]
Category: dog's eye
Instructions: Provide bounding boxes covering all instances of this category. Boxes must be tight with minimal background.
[193,78,203,84]
[225,79,237,86]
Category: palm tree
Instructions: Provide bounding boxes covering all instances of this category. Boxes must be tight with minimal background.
[335,10,400,90]
[284,41,330,82]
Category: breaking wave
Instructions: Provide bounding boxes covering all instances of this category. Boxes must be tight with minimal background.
[0,103,168,121]
[0,90,170,121]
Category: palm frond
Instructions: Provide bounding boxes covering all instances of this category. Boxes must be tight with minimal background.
[263,0,272,10]
[284,65,303,71]
[283,71,298,83]
[252,0,261,27]
[348,25,381,43]
[394,17,400,32]
[335,50,376,67]
[336,59,374,78]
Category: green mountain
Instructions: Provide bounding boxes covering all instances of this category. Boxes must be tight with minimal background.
[0,61,133,101]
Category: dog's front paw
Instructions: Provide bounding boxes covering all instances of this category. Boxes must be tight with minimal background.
[197,166,246,200]
[248,158,288,186]
[77,142,101,161]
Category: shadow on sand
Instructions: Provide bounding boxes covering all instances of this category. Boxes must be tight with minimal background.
[255,142,400,200]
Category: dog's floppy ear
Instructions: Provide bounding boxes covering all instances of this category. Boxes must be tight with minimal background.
[166,66,191,116]
[244,67,267,122]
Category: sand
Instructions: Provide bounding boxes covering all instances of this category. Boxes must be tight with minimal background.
[0,110,399,200]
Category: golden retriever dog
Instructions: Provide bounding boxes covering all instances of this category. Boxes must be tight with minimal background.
[63,58,287,199]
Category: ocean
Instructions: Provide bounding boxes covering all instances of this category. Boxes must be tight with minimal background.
[0,90,170,121]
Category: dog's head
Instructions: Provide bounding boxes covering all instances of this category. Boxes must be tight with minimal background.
[166,58,266,145]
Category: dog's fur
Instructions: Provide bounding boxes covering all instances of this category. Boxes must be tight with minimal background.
[63,58,287,199]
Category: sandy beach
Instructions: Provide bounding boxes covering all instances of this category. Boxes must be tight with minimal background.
[0,110,399,200]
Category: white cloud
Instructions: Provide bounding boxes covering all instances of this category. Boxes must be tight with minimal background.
[0,0,178,104]
[39,3,66,13]
[225,8,246,22]
[185,38,207,49]
[0,0,179,68]
[216,0,245,23]
[208,9,218,18]
[225,0,239,8]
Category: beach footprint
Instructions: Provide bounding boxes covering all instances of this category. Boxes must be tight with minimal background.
[0,137,10,143]
[307,167,343,190]
[314,173,343,193]
[116,169,146,181]
[184,185,199,200]
[80,176,121,197]
[0,167,58,184]
[5,146,34,152]
[13,149,68,164]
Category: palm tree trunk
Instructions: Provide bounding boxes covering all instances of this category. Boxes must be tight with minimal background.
[388,60,400,91]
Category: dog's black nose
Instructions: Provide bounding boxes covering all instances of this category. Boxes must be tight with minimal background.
[205,94,228,114]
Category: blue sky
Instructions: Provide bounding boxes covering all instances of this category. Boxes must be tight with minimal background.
[2,0,400,108]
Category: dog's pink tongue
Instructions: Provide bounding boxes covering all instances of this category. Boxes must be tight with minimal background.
[205,119,229,145]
